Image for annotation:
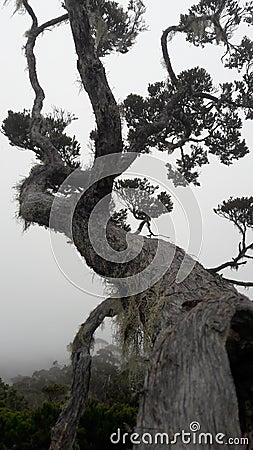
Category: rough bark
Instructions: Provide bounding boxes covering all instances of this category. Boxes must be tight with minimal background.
[10,1,253,450]
[136,295,253,449]
[49,297,121,450]
[23,0,68,165]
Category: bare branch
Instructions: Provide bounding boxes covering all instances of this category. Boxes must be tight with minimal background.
[222,278,253,288]
[22,0,37,27]
[161,25,182,86]
[37,13,68,35]
[23,0,66,165]
[49,296,122,450]
[65,0,123,161]
[208,241,253,274]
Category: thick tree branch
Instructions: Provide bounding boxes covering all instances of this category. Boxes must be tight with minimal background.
[49,296,122,450]
[36,13,69,35]
[63,0,125,203]
[22,0,37,27]
[23,0,67,165]
[136,295,253,449]
[18,164,72,233]
[161,25,183,86]
[9,4,253,449]
[64,0,122,160]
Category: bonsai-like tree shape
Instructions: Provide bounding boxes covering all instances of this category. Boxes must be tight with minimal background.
[2,0,253,449]
[208,197,253,286]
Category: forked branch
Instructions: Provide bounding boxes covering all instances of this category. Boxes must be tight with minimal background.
[208,241,253,274]
[49,296,122,450]
[207,241,253,287]
[209,197,253,286]
[23,0,68,165]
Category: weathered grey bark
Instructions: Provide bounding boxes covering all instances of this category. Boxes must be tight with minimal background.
[136,295,253,449]
[10,2,253,450]
[49,297,121,450]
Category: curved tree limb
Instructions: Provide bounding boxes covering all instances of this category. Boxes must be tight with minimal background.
[18,163,72,233]
[161,25,183,86]
[23,0,68,165]
[36,13,68,35]
[22,0,37,26]
[49,296,122,450]
[8,2,253,449]
[65,0,122,160]
[221,278,253,288]
[127,88,188,156]
[160,7,251,110]
[63,0,125,203]
[208,241,253,274]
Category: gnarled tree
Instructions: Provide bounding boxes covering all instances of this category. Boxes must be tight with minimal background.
[3,0,253,449]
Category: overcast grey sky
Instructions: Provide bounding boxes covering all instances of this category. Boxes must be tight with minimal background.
[0,0,252,382]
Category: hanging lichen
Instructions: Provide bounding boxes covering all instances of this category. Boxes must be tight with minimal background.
[112,284,167,377]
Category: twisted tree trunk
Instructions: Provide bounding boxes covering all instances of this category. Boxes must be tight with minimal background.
[10,1,253,449]
[136,295,253,449]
